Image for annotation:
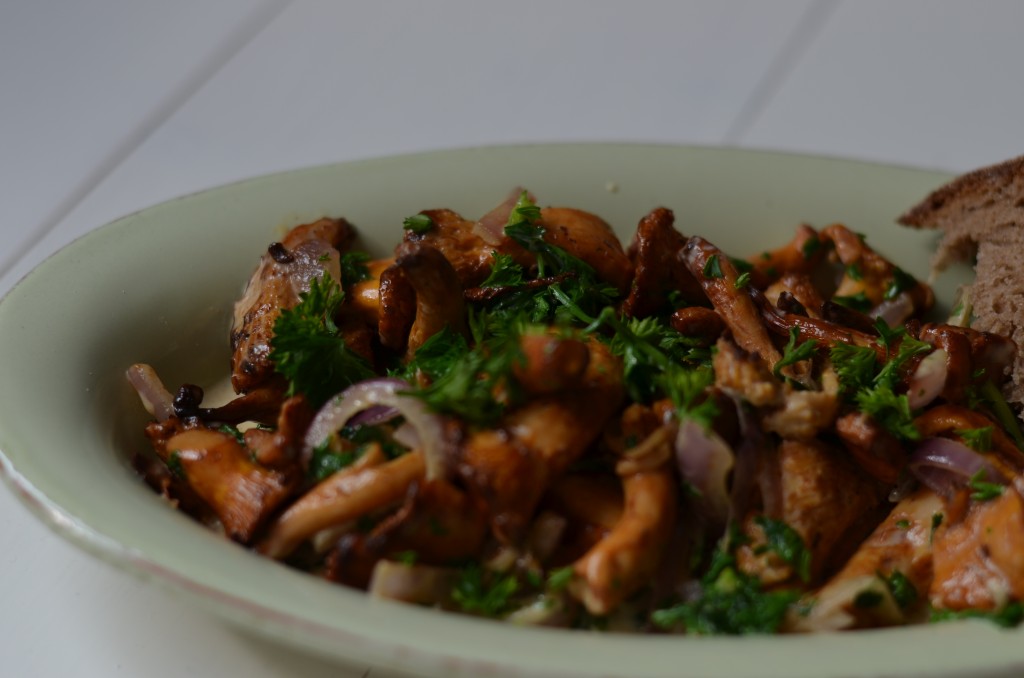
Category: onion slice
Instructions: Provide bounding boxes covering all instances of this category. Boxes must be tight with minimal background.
[473,187,532,246]
[674,418,733,526]
[126,363,175,421]
[870,292,915,327]
[302,377,448,481]
[907,348,947,410]
[368,560,458,606]
[908,436,1006,497]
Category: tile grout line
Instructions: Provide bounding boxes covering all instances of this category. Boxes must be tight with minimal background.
[0,0,295,282]
[721,0,841,144]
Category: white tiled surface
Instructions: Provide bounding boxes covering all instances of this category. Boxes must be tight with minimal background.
[2,2,1023,676]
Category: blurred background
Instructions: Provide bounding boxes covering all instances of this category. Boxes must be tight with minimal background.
[2,2,1022,676]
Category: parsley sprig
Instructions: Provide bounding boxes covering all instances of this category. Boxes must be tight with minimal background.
[828,322,931,441]
[753,516,811,583]
[652,530,799,635]
[773,327,818,379]
[269,273,374,408]
[451,563,519,617]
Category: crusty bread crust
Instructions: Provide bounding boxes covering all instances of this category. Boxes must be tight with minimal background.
[898,154,1024,411]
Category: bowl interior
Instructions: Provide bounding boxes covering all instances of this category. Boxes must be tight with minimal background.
[4,144,1013,678]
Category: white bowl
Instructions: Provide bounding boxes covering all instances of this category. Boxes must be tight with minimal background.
[5,144,1015,678]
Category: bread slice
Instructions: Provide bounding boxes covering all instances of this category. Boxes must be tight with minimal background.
[898,154,1024,408]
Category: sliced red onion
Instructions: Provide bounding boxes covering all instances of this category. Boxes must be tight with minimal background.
[368,560,458,606]
[391,421,421,450]
[908,436,1006,497]
[675,418,734,526]
[302,377,448,481]
[126,363,175,421]
[729,398,768,524]
[505,594,571,626]
[871,292,915,327]
[346,404,400,428]
[473,187,532,246]
[907,348,947,410]
[526,511,568,564]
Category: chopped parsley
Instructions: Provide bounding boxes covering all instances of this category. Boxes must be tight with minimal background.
[773,327,818,379]
[269,273,374,408]
[480,251,526,288]
[166,450,185,479]
[845,263,863,281]
[651,537,799,635]
[931,602,1024,628]
[957,426,994,453]
[829,327,931,441]
[753,516,812,583]
[307,442,357,482]
[399,325,470,383]
[853,590,884,609]
[734,271,752,290]
[590,309,711,405]
[339,250,371,288]
[402,213,434,234]
[546,566,574,591]
[702,254,724,279]
[472,192,617,327]
[968,469,1005,502]
[854,387,920,441]
[661,365,718,430]
[730,257,754,274]
[216,423,245,443]
[832,291,872,313]
[884,267,918,301]
[884,570,918,610]
[979,380,1024,449]
[830,343,878,395]
[405,326,524,426]
[395,550,418,565]
[451,563,519,617]
[801,237,822,260]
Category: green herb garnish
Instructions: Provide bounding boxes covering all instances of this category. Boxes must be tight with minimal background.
[451,563,519,617]
[702,254,724,279]
[269,274,374,408]
[403,213,434,234]
[754,516,812,583]
[773,327,818,379]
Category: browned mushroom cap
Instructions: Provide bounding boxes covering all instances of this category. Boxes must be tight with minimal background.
[622,207,705,317]
[403,208,532,288]
[230,217,355,394]
[736,439,883,587]
[538,207,633,294]
[567,427,676,615]
[242,394,314,469]
[511,332,590,395]
[931,485,1024,612]
[821,223,933,319]
[456,338,624,544]
[378,241,467,358]
[835,411,906,485]
[790,488,941,631]
[746,224,825,283]
[160,427,298,543]
[683,236,782,367]
[763,273,827,319]
[257,448,425,559]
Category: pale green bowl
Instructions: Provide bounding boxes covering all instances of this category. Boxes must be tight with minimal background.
[2,144,1013,678]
